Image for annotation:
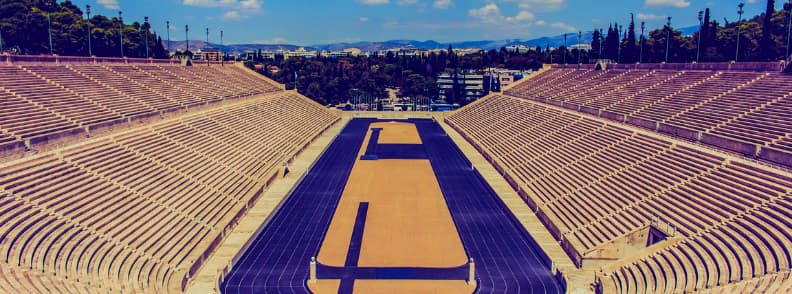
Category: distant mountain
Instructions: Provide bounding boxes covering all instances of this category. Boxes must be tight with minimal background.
[171,25,700,54]
[166,40,314,53]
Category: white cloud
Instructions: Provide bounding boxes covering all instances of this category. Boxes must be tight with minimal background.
[397,0,418,5]
[433,0,453,9]
[358,0,389,4]
[183,0,262,21]
[469,3,502,24]
[360,16,370,22]
[510,11,535,21]
[513,0,565,12]
[746,0,758,3]
[253,37,289,44]
[183,0,237,7]
[535,20,576,32]
[469,3,536,24]
[645,0,690,8]
[240,0,261,10]
[222,11,244,20]
[636,13,666,20]
[97,0,120,10]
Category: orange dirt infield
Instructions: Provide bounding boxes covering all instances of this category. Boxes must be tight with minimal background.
[309,121,474,294]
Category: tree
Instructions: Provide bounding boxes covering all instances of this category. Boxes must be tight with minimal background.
[623,14,638,63]
[760,0,776,60]
[591,29,602,60]
[0,0,168,57]
[604,24,620,60]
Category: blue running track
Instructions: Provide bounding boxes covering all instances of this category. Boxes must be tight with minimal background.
[414,119,564,294]
[221,118,564,294]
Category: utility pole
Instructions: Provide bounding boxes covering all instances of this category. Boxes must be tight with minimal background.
[640,22,645,63]
[144,16,150,58]
[86,5,92,56]
[220,30,224,66]
[205,28,210,66]
[119,11,124,57]
[665,16,672,63]
[697,10,703,63]
[736,2,745,62]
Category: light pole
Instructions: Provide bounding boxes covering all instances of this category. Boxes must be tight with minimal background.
[599,29,604,59]
[0,27,3,53]
[736,2,744,62]
[118,11,124,57]
[86,5,92,56]
[786,0,791,59]
[166,21,171,52]
[47,2,53,55]
[205,28,210,65]
[185,25,189,58]
[563,33,567,64]
[640,22,645,63]
[617,25,622,63]
[144,16,149,58]
[220,30,224,66]
[665,16,672,63]
[697,10,703,63]
[577,31,582,64]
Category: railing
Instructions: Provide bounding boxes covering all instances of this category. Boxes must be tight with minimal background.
[0,54,234,65]
[551,61,787,72]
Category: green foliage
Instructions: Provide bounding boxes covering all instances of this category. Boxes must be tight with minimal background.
[0,0,168,58]
[253,48,546,106]
[598,1,792,63]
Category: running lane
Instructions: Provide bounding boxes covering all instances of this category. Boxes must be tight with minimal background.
[415,119,565,294]
[221,119,373,294]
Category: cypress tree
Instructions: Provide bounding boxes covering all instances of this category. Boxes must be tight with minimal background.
[625,14,638,63]
[591,29,602,59]
[760,0,776,60]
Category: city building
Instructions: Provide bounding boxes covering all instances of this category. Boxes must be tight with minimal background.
[570,44,593,51]
[485,68,532,91]
[321,48,362,58]
[505,45,538,54]
[198,48,222,61]
[437,73,486,102]
[284,47,317,59]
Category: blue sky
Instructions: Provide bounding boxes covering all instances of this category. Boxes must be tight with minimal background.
[69,0,778,45]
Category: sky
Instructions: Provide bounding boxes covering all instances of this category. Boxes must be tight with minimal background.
[68,0,780,45]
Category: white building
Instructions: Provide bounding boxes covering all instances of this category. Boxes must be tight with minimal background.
[437,73,485,102]
[284,47,317,59]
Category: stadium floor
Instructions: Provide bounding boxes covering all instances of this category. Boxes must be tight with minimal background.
[220,118,564,293]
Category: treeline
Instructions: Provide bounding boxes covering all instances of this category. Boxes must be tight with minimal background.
[589,1,792,63]
[255,47,545,106]
[0,0,168,58]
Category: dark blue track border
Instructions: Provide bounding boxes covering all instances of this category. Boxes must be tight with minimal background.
[221,118,564,294]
